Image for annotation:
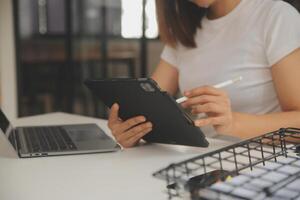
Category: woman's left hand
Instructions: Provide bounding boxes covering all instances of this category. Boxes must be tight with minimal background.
[181,86,235,134]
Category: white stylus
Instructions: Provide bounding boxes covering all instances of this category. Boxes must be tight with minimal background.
[176,76,243,104]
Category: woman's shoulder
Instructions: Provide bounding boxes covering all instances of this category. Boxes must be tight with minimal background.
[263,0,299,18]
[247,0,298,19]
[248,0,300,34]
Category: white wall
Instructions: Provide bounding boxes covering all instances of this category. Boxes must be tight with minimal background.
[0,0,18,120]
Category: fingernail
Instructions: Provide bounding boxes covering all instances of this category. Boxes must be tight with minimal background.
[195,121,201,126]
[141,117,146,122]
[184,91,190,96]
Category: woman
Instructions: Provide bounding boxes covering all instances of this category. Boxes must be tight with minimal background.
[108,0,300,148]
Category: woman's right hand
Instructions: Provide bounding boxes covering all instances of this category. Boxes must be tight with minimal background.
[108,103,153,148]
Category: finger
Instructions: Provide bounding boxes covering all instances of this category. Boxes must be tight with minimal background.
[191,103,227,115]
[119,122,152,142]
[194,116,226,127]
[112,116,147,139]
[124,127,152,148]
[117,116,147,134]
[108,103,120,127]
[182,95,228,108]
[184,86,226,98]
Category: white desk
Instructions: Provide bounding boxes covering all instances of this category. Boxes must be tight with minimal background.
[0,113,234,200]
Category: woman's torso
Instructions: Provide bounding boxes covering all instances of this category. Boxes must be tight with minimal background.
[161,0,300,137]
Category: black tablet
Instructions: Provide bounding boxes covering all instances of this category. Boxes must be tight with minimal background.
[85,78,209,147]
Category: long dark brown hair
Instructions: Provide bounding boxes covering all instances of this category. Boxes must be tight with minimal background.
[156,0,208,48]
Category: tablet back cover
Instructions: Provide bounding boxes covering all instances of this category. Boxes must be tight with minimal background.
[85,78,209,147]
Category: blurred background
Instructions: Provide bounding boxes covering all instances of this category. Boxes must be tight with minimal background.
[14,0,162,118]
[0,0,299,120]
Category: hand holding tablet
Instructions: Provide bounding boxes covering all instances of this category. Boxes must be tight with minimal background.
[85,78,209,147]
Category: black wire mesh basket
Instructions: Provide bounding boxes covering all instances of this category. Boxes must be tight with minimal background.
[153,128,300,200]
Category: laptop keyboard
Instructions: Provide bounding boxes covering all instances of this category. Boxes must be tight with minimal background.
[23,126,77,152]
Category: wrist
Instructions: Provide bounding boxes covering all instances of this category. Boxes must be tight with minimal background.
[223,112,240,136]
[231,112,240,134]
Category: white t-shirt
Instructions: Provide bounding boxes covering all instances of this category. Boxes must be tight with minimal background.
[161,0,300,137]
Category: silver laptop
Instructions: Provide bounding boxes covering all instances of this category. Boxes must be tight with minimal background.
[0,109,120,158]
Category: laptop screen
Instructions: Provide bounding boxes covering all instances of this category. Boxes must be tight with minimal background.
[0,109,10,135]
[0,109,17,150]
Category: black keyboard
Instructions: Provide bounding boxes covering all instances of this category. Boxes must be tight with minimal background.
[23,126,77,153]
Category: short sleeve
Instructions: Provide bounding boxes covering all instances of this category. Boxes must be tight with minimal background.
[264,2,300,66]
[160,45,178,67]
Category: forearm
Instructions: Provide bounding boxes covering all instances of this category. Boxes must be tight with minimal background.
[229,111,300,139]
[151,60,179,96]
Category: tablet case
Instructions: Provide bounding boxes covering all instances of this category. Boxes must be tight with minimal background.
[85,78,209,147]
